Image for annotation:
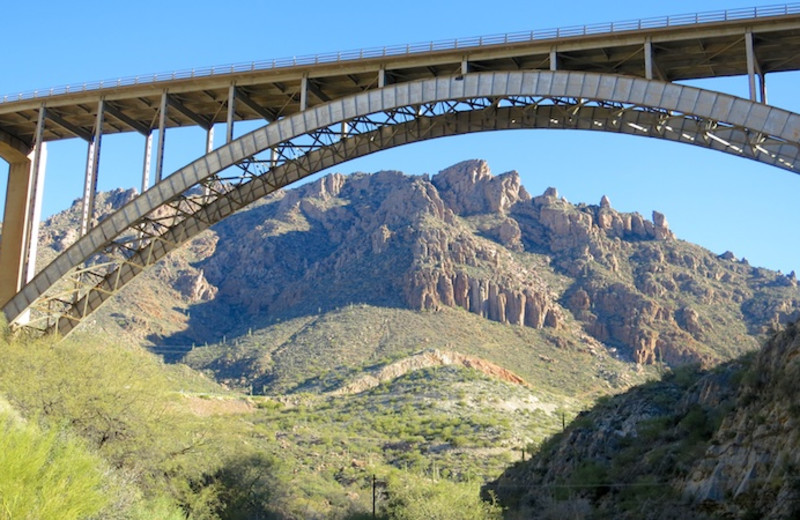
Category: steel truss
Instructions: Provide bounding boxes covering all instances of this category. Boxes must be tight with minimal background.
[7,74,800,336]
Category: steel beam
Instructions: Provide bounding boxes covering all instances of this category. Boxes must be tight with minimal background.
[79,100,104,236]
[234,88,276,121]
[166,95,212,129]
[105,103,150,135]
[306,79,330,103]
[46,111,92,141]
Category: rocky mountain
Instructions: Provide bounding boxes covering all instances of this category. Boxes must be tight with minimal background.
[485,319,800,520]
[32,159,800,382]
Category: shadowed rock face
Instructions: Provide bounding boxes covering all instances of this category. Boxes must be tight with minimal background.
[33,160,800,367]
[485,321,800,520]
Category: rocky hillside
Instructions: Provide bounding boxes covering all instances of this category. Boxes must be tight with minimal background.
[485,320,800,520]
[33,160,798,369]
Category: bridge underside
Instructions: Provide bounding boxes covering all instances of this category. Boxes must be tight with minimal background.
[3,70,800,335]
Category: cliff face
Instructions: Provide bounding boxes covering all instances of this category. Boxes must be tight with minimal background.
[679,322,800,518]
[486,321,800,520]
[31,160,800,367]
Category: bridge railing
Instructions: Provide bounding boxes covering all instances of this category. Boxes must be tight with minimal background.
[2,3,800,104]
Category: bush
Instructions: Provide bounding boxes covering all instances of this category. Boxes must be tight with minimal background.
[382,471,502,520]
[0,411,109,520]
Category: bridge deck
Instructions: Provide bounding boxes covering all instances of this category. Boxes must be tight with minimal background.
[1,11,800,148]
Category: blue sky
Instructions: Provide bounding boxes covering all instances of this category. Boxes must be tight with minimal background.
[1,0,799,275]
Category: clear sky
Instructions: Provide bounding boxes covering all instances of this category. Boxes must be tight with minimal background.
[1,0,799,275]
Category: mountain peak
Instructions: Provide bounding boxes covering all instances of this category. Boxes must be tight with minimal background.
[432,159,531,215]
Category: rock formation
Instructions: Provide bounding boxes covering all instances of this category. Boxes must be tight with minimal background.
[331,348,528,395]
[31,159,800,368]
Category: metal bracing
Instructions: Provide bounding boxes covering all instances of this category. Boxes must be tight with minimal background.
[4,70,800,336]
[234,87,276,122]
[105,103,150,135]
[166,95,212,129]
[46,111,93,141]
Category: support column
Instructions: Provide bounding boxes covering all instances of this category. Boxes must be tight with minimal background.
[226,84,236,143]
[203,119,216,198]
[378,67,386,88]
[644,38,654,80]
[300,75,308,111]
[549,48,558,71]
[745,31,757,102]
[24,142,47,285]
[461,59,469,76]
[205,127,214,153]
[1,160,32,306]
[155,91,168,183]
[0,107,46,306]
[80,100,104,236]
[141,132,153,193]
[759,72,768,104]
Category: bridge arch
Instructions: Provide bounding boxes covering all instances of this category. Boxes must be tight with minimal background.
[5,70,800,335]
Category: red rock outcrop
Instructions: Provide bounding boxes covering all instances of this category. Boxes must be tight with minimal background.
[332,348,529,395]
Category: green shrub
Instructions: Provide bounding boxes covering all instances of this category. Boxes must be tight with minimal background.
[0,412,109,520]
[382,471,502,520]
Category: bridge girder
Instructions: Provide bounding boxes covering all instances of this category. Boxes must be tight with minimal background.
[3,70,800,335]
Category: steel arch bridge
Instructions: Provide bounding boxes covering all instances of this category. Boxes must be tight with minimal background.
[2,5,800,336]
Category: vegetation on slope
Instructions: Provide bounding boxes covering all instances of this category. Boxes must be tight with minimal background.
[0,323,518,519]
[181,304,651,397]
[487,320,800,519]
[0,324,273,519]
[0,402,108,520]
